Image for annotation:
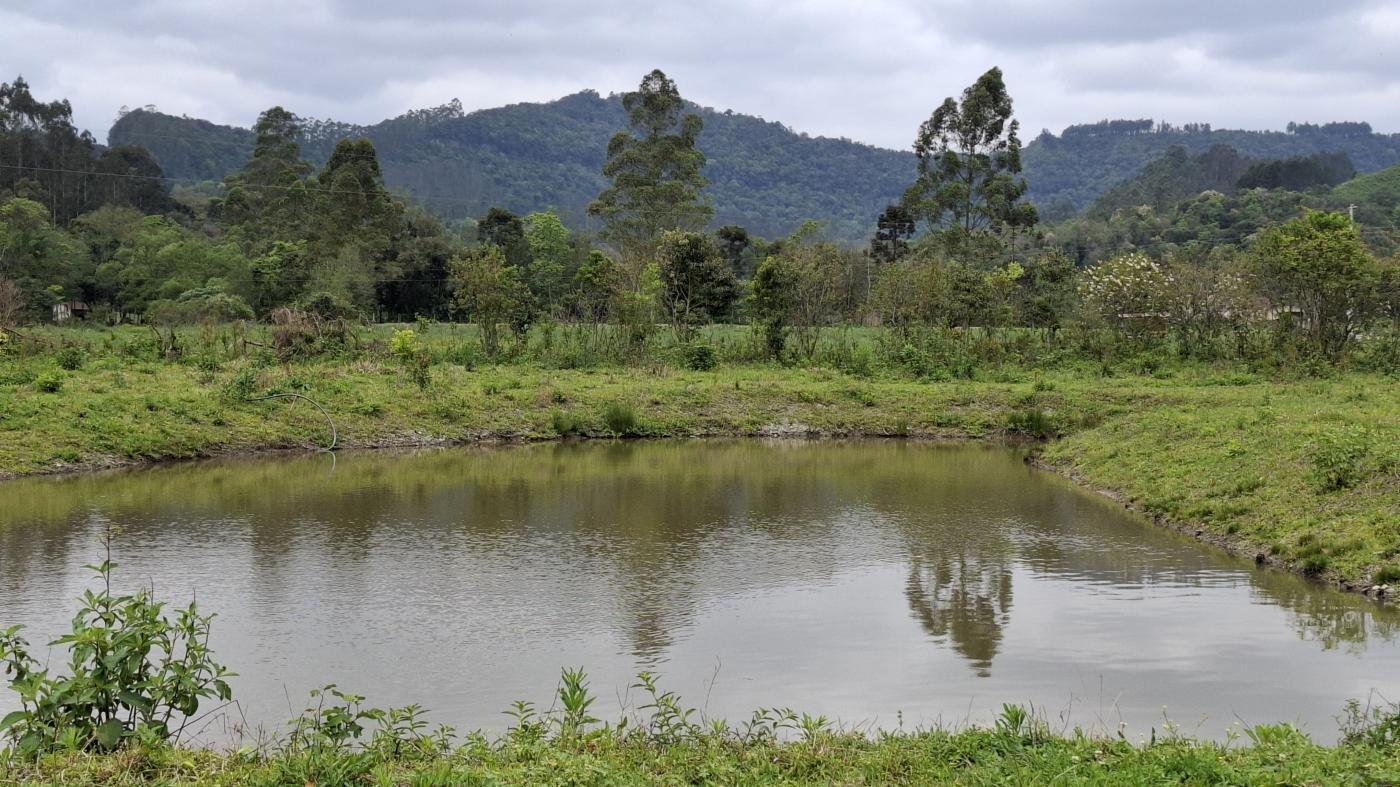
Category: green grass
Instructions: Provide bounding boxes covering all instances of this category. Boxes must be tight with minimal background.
[2,325,1400,783]
[1,325,1397,591]
[2,720,1398,785]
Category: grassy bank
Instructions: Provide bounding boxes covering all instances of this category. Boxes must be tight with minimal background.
[4,723,1400,785]
[0,325,1396,592]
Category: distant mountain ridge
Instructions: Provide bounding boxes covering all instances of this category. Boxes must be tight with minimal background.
[109,93,1400,240]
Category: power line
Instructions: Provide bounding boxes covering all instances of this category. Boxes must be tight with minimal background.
[0,161,703,219]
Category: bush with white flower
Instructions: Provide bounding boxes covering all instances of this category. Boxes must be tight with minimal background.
[1077,252,1173,329]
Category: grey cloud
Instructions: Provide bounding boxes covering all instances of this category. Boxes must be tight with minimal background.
[1,0,1397,151]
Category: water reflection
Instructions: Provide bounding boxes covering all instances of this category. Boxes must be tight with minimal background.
[906,555,1013,677]
[1,441,1398,739]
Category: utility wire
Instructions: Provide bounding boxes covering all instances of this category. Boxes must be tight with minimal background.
[0,161,703,218]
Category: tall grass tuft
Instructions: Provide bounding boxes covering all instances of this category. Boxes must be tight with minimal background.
[601,401,639,436]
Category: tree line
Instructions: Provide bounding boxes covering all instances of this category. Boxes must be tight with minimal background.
[2,70,1397,368]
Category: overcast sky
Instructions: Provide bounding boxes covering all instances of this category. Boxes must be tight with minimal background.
[4,0,1399,150]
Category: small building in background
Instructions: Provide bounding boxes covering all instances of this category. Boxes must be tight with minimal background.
[52,302,91,322]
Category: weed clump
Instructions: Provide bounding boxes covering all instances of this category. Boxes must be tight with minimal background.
[551,409,583,436]
[1308,426,1372,492]
[224,369,258,401]
[601,401,638,436]
[33,371,63,393]
[1006,407,1057,439]
[54,346,86,371]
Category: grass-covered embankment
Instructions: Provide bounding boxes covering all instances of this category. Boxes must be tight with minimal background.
[3,724,1399,786]
[0,324,1396,592]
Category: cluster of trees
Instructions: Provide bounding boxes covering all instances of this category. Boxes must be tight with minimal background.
[4,70,1398,368]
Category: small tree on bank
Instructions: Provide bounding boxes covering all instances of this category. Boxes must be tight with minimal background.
[1251,210,1383,358]
[750,225,846,360]
[450,245,531,357]
[656,230,737,342]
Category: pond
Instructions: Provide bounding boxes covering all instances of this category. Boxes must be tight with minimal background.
[1,441,1397,743]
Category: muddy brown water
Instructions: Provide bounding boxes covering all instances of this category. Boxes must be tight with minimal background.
[2,441,1397,743]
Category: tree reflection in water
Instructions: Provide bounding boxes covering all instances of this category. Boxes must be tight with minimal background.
[904,552,1014,677]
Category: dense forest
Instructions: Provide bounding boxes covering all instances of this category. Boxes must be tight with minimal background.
[1051,145,1397,262]
[1025,120,1400,219]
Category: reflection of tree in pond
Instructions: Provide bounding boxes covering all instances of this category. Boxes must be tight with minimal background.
[1248,567,1400,654]
[904,552,1013,677]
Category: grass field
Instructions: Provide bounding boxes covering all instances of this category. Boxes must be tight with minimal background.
[2,324,1399,782]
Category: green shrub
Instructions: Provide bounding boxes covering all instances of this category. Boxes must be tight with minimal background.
[33,371,64,393]
[681,343,717,371]
[389,329,422,362]
[406,355,432,390]
[1308,426,1372,492]
[0,554,233,757]
[54,346,86,371]
[1375,566,1400,585]
[601,401,638,436]
[450,343,480,371]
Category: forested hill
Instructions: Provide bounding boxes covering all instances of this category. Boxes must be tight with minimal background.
[1026,120,1400,219]
[109,92,916,242]
[111,97,1400,237]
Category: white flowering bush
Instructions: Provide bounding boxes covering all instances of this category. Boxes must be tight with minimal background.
[1078,252,1173,327]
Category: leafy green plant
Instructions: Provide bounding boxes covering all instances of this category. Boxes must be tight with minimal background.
[285,685,380,753]
[681,343,717,371]
[32,371,63,393]
[632,672,699,744]
[54,346,86,371]
[0,539,234,757]
[1338,696,1400,748]
[555,668,599,740]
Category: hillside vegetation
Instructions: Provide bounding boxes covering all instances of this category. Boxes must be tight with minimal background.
[1026,120,1400,218]
[110,93,915,242]
[111,97,1400,240]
